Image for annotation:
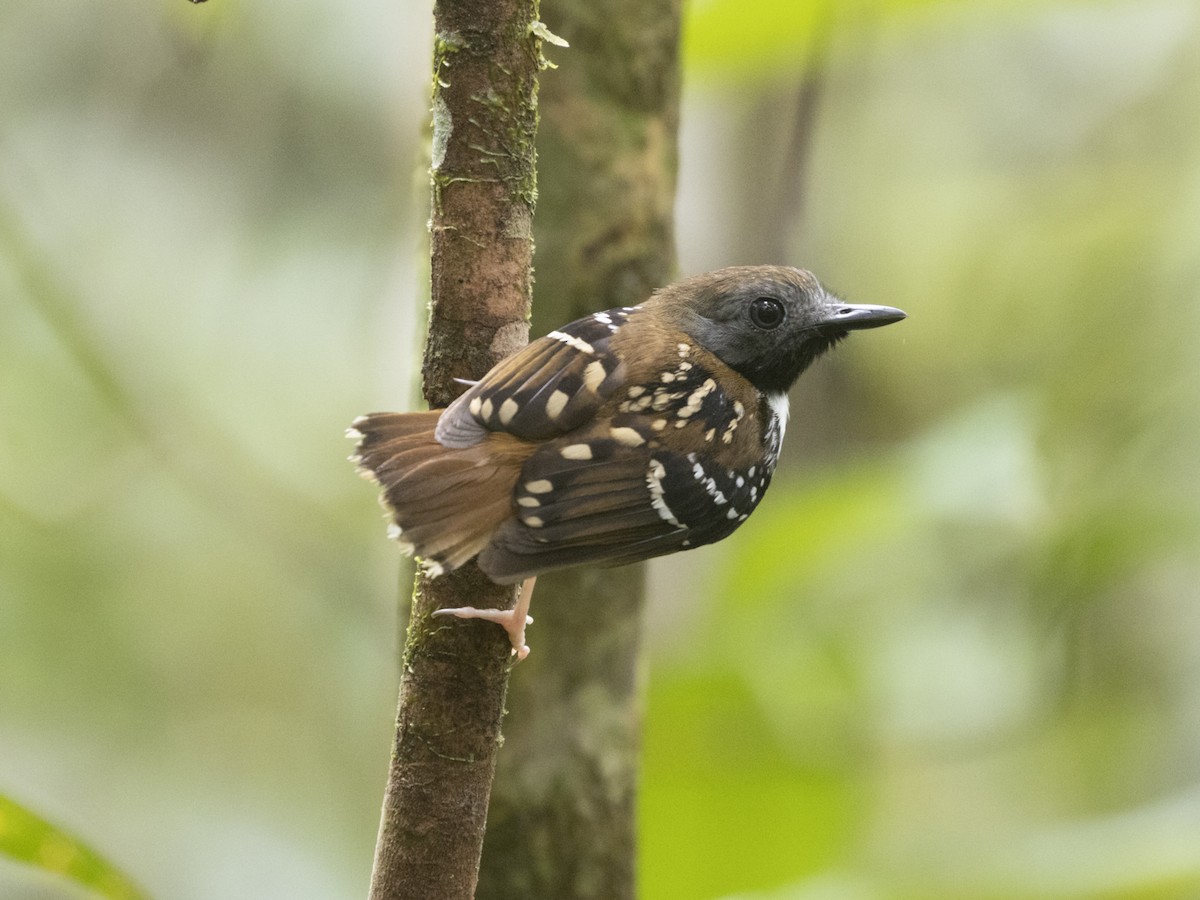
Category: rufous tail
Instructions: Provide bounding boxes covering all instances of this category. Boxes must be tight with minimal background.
[348,411,531,576]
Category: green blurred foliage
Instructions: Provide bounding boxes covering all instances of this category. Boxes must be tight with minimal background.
[642,1,1200,898]
[0,794,145,900]
[2,0,1199,898]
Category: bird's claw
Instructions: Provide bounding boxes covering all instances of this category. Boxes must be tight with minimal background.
[433,606,533,661]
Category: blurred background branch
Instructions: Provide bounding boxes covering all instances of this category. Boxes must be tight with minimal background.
[477,0,682,897]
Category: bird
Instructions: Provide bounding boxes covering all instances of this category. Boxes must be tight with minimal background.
[349,265,905,658]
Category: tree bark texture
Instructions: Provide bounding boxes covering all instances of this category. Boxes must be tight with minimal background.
[476,2,683,898]
[368,2,541,899]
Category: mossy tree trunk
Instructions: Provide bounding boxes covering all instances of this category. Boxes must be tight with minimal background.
[476,2,683,898]
[367,2,543,898]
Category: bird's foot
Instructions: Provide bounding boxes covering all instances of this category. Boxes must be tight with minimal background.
[432,607,533,660]
[432,577,537,661]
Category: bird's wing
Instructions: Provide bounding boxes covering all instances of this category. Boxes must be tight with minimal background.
[475,424,760,583]
[434,308,637,448]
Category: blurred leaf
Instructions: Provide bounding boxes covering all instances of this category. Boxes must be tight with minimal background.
[682,0,1073,80]
[0,794,146,900]
[714,464,906,611]
[641,672,860,900]
[683,0,827,79]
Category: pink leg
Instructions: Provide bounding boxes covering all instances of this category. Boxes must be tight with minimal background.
[432,577,536,660]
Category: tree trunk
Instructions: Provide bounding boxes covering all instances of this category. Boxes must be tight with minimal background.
[368,2,542,898]
[476,2,683,897]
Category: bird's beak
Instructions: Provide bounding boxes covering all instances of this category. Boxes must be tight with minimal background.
[820,302,907,331]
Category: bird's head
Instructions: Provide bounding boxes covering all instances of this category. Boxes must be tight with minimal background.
[650,265,906,395]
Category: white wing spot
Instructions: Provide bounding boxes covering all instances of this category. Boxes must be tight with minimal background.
[611,427,645,447]
[524,515,545,528]
[546,389,569,420]
[517,496,541,508]
[499,398,519,425]
[548,330,595,355]
[584,359,607,392]
[525,479,553,493]
[646,458,684,528]
[561,443,594,460]
[469,396,483,417]
[480,398,494,420]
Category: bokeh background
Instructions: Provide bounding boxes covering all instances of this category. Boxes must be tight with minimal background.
[3,0,1200,898]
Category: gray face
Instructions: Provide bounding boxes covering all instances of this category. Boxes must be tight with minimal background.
[656,266,903,395]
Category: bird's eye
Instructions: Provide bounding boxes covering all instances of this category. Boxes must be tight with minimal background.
[748,297,785,330]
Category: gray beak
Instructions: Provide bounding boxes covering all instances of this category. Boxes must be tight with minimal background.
[821,302,907,331]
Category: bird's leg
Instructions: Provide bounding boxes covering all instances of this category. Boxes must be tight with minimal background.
[432,577,536,661]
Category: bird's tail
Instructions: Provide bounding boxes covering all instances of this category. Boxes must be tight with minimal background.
[348,411,530,576]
